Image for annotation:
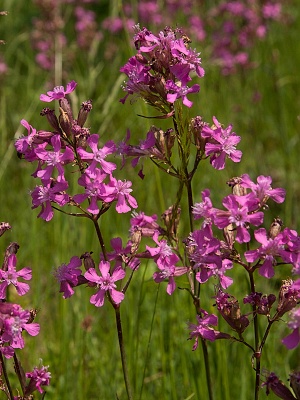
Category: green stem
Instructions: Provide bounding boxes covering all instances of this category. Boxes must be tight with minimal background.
[0,352,13,399]
[93,219,107,261]
[201,339,214,400]
[115,307,134,400]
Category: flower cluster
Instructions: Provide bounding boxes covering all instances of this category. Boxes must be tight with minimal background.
[186,175,300,350]
[15,81,138,222]
[0,227,51,397]
[120,25,204,111]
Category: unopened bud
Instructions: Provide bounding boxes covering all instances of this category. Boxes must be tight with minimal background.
[162,205,181,238]
[59,98,73,120]
[276,279,299,318]
[269,217,283,239]
[0,222,11,237]
[190,116,206,151]
[40,108,62,133]
[130,227,142,255]
[2,242,20,271]
[227,177,247,196]
[263,372,296,399]
[59,107,72,137]
[152,126,175,159]
[223,223,236,249]
[77,100,92,127]
[80,252,95,271]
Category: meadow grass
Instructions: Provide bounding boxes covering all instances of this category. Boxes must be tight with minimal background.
[0,1,300,399]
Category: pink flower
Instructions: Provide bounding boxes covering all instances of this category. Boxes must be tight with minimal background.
[188,310,229,350]
[213,193,264,243]
[53,256,83,299]
[73,169,108,215]
[84,261,125,307]
[103,177,138,213]
[166,79,200,108]
[202,116,242,170]
[152,253,187,295]
[31,180,69,221]
[2,305,40,349]
[0,254,32,299]
[240,174,286,204]
[244,228,292,278]
[40,80,77,102]
[25,365,51,395]
[77,134,116,176]
[35,135,74,183]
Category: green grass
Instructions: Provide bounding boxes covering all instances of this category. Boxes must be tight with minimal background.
[0,1,300,399]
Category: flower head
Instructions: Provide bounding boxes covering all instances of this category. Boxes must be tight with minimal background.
[40,80,77,102]
[84,261,125,307]
[0,254,32,299]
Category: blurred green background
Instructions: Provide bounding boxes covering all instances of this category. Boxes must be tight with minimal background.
[0,1,299,399]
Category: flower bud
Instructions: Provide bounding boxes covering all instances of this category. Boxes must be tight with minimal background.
[40,108,62,133]
[59,107,72,137]
[80,252,95,271]
[263,371,297,399]
[269,217,283,239]
[190,116,206,151]
[162,205,181,238]
[0,222,11,237]
[130,227,142,255]
[77,100,92,127]
[276,279,299,318]
[227,177,248,196]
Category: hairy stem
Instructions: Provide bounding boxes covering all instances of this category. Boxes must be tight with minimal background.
[115,307,134,400]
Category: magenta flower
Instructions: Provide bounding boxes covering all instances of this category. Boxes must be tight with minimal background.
[244,228,292,278]
[78,134,116,176]
[25,365,51,395]
[188,310,229,350]
[130,211,160,237]
[106,237,133,268]
[213,193,264,243]
[103,177,138,213]
[35,135,74,183]
[15,119,39,161]
[73,169,109,215]
[146,234,173,265]
[40,80,77,102]
[153,253,187,295]
[2,305,40,349]
[187,228,222,269]
[196,259,233,289]
[202,116,242,170]
[192,189,214,226]
[240,173,286,204]
[282,308,300,350]
[243,292,276,315]
[166,79,200,108]
[0,254,32,299]
[31,180,69,221]
[53,256,83,299]
[84,261,125,307]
